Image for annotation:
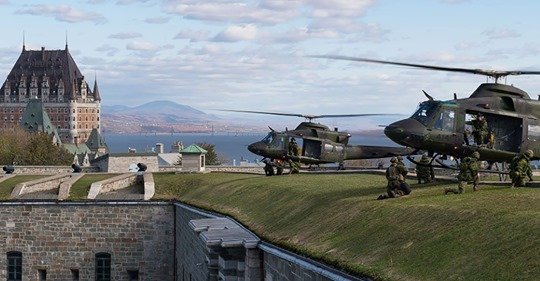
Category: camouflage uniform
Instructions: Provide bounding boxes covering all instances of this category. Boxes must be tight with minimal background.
[289,138,299,156]
[509,150,534,188]
[377,157,401,200]
[445,152,480,194]
[288,138,300,174]
[416,155,434,183]
[396,156,411,195]
[466,114,488,146]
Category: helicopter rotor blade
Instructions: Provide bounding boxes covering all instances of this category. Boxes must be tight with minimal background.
[219,109,401,120]
[312,55,540,80]
[219,109,305,118]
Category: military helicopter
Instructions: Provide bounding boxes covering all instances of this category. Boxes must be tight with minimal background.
[314,55,540,165]
[221,109,414,173]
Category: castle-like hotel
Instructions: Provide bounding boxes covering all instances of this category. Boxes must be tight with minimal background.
[0,43,101,144]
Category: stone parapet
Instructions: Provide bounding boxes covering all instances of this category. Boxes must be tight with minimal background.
[87,173,137,199]
[58,173,85,200]
[142,172,155,200]
[6,165,99,174]
[11,173,72,198]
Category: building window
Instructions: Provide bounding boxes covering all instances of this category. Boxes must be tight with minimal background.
[71,269,79,281]
[95,252,111,281]
[38,269,46,281]
[7,251,22,281]
[127,270,139,281]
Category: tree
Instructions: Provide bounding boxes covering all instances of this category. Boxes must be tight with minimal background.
[0,128,72,166]
[195,142,227,165]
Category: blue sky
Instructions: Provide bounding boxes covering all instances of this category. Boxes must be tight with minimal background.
[2,0,540,130]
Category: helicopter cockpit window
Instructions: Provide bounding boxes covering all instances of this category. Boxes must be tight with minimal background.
[271,135,285,148]
[262,133,274,144]
[433,109,455,131]
[411,102,437,126]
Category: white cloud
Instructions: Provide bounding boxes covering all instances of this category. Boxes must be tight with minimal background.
[96,44,120,56]
[307,0,376,18]
[109,32,143,39]
[481,28,520,40]
[126,41,159,51]
[15,4,107,24]
[174,29,211,42]
[144,16,170,24]
[163,1,298,25]
[213,24,259,42]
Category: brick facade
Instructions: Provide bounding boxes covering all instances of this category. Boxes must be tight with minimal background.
[0,203,174,280]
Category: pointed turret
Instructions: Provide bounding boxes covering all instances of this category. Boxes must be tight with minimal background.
[85,128,108,154]
[93,78,101,101]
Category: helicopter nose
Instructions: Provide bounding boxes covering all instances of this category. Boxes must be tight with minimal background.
[384,118,426,147]
[248,141,265,155]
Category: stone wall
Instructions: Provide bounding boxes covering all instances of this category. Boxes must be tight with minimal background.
[175,204,216,281]
[11,173,72,198]
[6,165,99,174]
[0,202,174,281]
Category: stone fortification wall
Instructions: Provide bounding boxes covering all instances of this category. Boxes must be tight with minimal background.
[107,155,159,173]
[5,165,99,174]
[6,165,98,174]
[175,204,216,280]
[11,173,72,198]
[0,202,174,281]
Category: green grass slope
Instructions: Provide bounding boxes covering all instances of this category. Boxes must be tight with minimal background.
[153,172,539,281]
[69,174,120,199]
[0,175,48,199]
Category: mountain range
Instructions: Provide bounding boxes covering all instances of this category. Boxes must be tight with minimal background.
[100,100,224,134]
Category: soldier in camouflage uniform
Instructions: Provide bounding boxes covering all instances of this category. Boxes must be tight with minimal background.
[509,149,534,188]
[416,155,434,184]
[466,113,488,146]
[396,156,411,195]
[377,157,402,200]
[445,151,480,194]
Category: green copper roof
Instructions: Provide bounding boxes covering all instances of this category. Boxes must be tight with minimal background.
[20,98,61,144]
[180,144,207,154]
[63,143,91,155]
[86,128,108,151]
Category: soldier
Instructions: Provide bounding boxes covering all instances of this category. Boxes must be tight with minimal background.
[509,149,534,188]
[396,156,411,195]
[377,157,403,200]
[262,159,274,176]
[416,155,434,184]
[466,113,488,146]
[288,137,299,156]
[445,151,480,194]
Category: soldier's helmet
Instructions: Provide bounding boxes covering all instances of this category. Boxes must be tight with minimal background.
[472,151,480,159]
[421,154,429,159]
[397,156,403,161]
[390,157,397,163]
[525,149,534,158]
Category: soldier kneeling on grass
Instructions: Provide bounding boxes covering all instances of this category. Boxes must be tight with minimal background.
[445,151,480,194]
[509,149,534,188]
[377,157,411,200]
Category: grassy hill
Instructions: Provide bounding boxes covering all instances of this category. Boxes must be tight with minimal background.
[153,172,539,281]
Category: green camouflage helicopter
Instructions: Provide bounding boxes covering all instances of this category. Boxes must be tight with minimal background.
[222,109,414,174]
[315,55,540,166]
